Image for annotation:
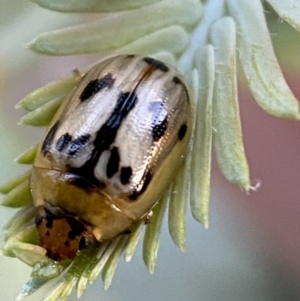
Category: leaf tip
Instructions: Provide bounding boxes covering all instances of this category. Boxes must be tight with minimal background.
[15,102,23,109]
[124,254,132,263]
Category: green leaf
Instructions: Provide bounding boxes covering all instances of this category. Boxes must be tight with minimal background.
[124,220,144,262]
[1,178,33,207]
[143,192,168,274]
[267,0,300,32]
[16,76,76,111]
[102,236,127,290]
[210,17,250,189]
[4,205,37,240]
[228,0,300,119]
[15,143,39,164]
[76,252,100,297]
[0,170,30,194]
[28,0,202,55]
[6,224,38,245]
[19,96,64,127]
[2,241,46,266]
[168,165,188,251]
[88,241,116,284]
[191,46,214,227]
[30,0,162,13]
[114,26,189,58]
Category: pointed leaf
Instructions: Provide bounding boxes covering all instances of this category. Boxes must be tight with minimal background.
[28,0,202,55]
[210,17,250,189]
[30,0,162,13]
[228,0,300,119]
[191,46,214,227]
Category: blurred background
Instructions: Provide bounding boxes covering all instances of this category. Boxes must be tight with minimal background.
[1,1,300,300]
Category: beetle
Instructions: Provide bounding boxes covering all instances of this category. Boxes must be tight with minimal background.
[30,54,193,261]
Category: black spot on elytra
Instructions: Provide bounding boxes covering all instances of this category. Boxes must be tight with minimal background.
[173,76,190,104]
[106,147,120,178]
[129,171,152,200]
[64,240,70,247]
[42,121,60,156]
[120,166,132,185]
[178,124,187,140]
[66,216,87,240]
[143,57,169,72]
[148,101,168,141]
[80,73,115,101]
[152,117,168,141]
[70,91,138,185]
[56,133,72,151]
[67,134,90,156]
[173,76,182,85]
[45,231,50,236]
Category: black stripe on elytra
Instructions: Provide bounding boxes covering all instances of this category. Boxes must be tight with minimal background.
[67,134,90,156]
[152,117,168,142]
[129,170,152,200]
[120,166,132,185]
[106,147,120,178]
[56,133,72,152]
[41,121,60,156]
[70,91,138,185]
[143,57,169,72]
[178,124,187,141]
[79,73,115,102]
